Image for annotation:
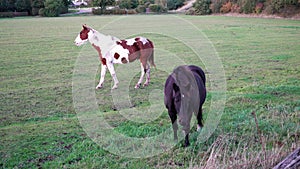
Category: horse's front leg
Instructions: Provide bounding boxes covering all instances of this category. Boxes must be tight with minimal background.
[107,62,119,89]
[96,64,107,89]
[182,124,191,147]
[168,111,178,141]
[135,63,145,89]
[179,116,191,147]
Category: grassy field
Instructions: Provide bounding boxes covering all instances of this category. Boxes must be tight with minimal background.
[0,15,299,168]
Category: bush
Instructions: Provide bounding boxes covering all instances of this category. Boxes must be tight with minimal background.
[167,0,184,10]
[118,0,138,9]
[237,0,255,14]
[210,0,226,13]
[15,0,31,13]
[31,7,39,15]
[255,2,264,13]
[148,4,166,13]
[92,7,137,15]
[185,7,196,15]
[108,8,127,15]
[193,0,212,15]
[136,5,146,13]
[209,0,268,14]
[0,11,14,17]
[38,7,45,15]
[230,3,241,13]
[143,1,150,8]
[220,1,232,13]
[0,0,8,12]
[267,0,299,13]
[40,0,64,17]
[92,7,100,14]
[31,0,44,15]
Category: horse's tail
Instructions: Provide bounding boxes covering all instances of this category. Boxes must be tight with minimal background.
[148,40,156,68]
[149,50,156,68]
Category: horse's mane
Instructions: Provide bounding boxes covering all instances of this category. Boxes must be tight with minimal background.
[91,29,120,53]
[93,29,119,42]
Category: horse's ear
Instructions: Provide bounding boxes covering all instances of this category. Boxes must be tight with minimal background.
[82,24,88,29]
[173,83,180,93]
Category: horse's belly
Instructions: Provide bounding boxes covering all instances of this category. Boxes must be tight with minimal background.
[112,53,130,64]
[109,46,130,64]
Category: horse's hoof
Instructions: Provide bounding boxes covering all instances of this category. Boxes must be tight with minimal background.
[135,83,141,89]
[111,86,118,90]
[184,141,190,147]
[96,85,103,89]
[174,138,178,143]
[143,83,149,87]
[197,125,202,132]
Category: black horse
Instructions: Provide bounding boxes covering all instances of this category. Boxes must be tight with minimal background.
[164,65,206,147]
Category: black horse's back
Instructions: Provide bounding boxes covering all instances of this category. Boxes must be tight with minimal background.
[164,65,207,147]
[188,65,206,85]
[189,65,206,107]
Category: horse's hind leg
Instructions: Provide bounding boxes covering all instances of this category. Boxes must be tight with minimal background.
[135,50,151,89]
[143,63,150,87]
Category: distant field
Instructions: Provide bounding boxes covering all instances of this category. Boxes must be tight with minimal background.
[0,15,299,168]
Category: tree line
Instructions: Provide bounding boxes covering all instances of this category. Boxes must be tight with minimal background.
[0,0,69,16]
[190,0,300,16]
[0,0,185,16]
[0,0,299,17]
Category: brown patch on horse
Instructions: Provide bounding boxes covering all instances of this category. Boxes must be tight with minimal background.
[117,40,139,56]
[117,38,154,63]
[80,26,90,40]
[121,57,128,64]
[101,58,107,65]
[114,53,120,59]
[92,43,105,65]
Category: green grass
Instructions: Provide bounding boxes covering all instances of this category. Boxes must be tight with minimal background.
[1,15,300,168]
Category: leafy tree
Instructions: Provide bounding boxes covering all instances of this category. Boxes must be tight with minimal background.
[40,0,64,17]
[149,3,166,12]
[31,0,44,15]
[210,0,226,13]
[92,0,114,13]
[155,0,167,7]
[7,0,16,11]
[146,0,155,4]
[237,0,255,13]
[193,0,211,15]
[15,0,31,13]
[0,0,8,12]
[32,0,44,8]
[143,0,154,7]
[167,0,184,10]
[269,0,299,13]
[118,0,139,9]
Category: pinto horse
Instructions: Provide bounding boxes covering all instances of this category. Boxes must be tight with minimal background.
[74,25,155,89]
[164,65,206,147]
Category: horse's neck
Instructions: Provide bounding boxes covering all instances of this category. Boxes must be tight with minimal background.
[90,30,119,55]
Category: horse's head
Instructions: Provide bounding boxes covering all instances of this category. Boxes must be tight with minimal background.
[172,66,200,117]
[74,25,93,46]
